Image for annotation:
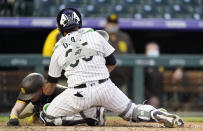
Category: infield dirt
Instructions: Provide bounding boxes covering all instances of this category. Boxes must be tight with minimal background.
[1,119,203,131]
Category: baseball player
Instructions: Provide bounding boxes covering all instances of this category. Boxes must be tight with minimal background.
[40,8,184,128]
[7,73,106,126]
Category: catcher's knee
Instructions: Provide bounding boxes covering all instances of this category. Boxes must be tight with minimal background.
[40,104,93,126]
[39,103,56,126]
[40,110,55,126]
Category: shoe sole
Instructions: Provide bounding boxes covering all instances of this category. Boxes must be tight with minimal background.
[153,111,184,128]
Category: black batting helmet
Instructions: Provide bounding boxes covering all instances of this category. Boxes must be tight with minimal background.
[56,8,82,36]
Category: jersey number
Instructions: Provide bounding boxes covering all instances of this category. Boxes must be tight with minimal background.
[65,42,93,67]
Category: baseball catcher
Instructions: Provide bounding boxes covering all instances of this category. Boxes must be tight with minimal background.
[39,8,184,128]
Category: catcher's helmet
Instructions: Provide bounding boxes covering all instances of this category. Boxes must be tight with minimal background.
[57,8,82,36]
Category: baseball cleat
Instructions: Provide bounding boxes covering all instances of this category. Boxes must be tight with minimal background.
[95,107,106,126]
[151,109,184,128]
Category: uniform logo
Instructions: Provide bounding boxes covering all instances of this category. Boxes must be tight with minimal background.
[60,12,80,27]
[72,12,80,24]
[75,49,82,55]
[60,14,69,27]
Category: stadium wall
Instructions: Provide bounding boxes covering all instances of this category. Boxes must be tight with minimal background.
[0,28,203,54]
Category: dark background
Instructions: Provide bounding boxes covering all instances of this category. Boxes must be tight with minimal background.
[0,28,203,54]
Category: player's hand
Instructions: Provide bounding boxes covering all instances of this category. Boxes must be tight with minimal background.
[7,118,19,126]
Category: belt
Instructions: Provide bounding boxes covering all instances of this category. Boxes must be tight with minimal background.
[74,78,108,89]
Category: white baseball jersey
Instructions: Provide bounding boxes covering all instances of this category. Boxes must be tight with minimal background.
[47,28,134,120]
[48,28,115,87]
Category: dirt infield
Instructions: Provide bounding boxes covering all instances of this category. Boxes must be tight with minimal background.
[1,119,203,131]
